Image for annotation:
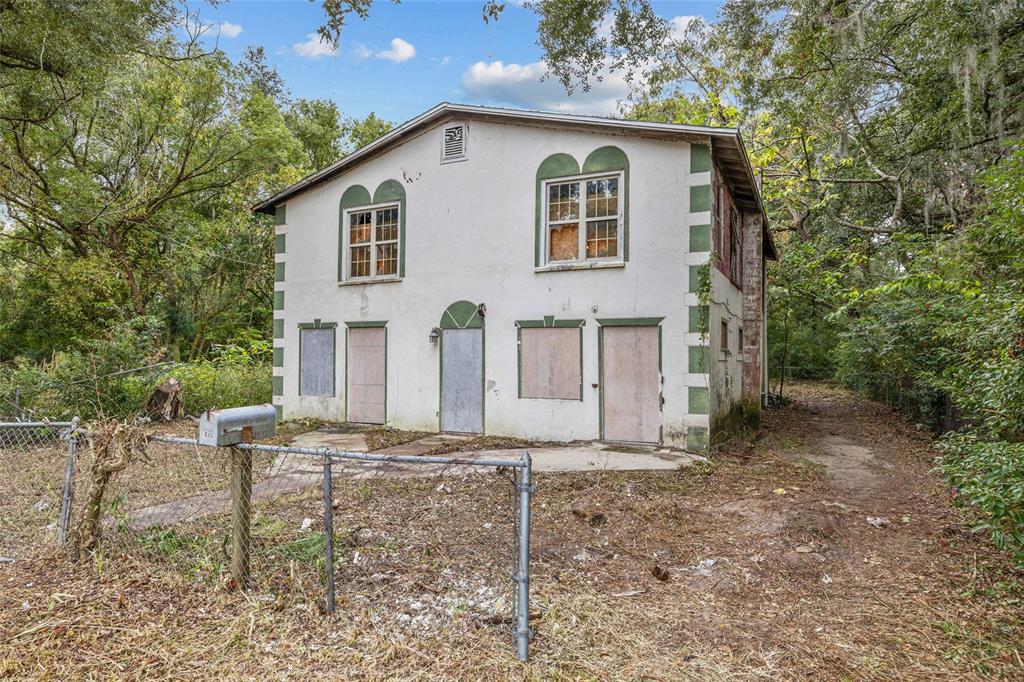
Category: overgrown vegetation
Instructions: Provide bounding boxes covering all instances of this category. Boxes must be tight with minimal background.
[3,0,1023,564]
[0,2,391,419]
[537,0,1024,563]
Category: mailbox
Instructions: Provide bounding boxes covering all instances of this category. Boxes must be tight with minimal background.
[198,404,277,447]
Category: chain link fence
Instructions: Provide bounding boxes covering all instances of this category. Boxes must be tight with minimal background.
[0,418,535,660]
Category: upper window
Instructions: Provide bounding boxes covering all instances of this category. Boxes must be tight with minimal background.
[729,208,741,282]
[343,204,400,280]
[543,172,623,265]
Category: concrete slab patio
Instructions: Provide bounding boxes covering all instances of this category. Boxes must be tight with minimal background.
[127,430,702,529]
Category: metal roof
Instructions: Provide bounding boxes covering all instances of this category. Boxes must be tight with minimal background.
[254,102,776,258]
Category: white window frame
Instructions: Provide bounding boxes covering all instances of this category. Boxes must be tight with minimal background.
[542,170,625,266]
[341,201,401,282]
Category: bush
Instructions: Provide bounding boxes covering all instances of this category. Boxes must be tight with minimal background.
[0,331,271,420]
[937,435,1024,563]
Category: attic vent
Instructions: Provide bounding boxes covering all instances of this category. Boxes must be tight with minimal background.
[441,124,467,163]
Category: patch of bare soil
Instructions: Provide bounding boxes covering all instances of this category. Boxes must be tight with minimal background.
[1,382,1021,680]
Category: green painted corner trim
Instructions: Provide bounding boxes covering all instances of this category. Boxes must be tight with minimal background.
[344,320,388,328]
[274,405,283,420]
[272,376,283,396]
[689,185,712,213]
[273,347,284,367]
[273,319,284,338]
[687,265,703,293]
[688,345,711,373]
[689,224,711,252]
[275,262,285,282]
[440,300,484,329]
[688,305,709,334]
[274,234,286,254]
[686,426,709,450]
[690,144,711,173]
[373,179,407,278]
[298,320,338,329]
[274,204,287,225]
[688,386,710,414]
[515,318,586,328]
[583,146,630,262]
[338,184,372,281]
[535,153,580,267]
[596,317,664,327]
[273,290,284,311]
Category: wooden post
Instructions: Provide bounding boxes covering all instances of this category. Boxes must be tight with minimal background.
[230,426,253,589]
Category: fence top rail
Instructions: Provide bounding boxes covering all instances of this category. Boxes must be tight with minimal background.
[147,435,529,469]
[0,421,76,428]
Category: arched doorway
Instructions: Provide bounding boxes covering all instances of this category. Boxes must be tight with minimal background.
[439,301,484,433]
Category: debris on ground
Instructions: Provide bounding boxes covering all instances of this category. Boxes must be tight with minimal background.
[866,516,891,528]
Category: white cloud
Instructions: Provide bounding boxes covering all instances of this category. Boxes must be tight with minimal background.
[375,37,417,63]
[462,60,632,115]
[433,55,453,66]
[218,21,243,39]
[352,43,373,60]
[668,15,702,41]
[291,32,338,59]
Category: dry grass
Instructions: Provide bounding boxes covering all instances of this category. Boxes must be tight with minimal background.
[2,383,1023,680]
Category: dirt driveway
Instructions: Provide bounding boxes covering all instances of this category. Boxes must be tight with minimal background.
[1,383,1021,680]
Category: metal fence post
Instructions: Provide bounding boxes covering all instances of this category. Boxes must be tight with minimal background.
[515,452,533,662]
[57,417,80,544]
[322,451,336,614]
[229,442,252,589]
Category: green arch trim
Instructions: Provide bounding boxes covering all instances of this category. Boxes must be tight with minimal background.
[535,153,580,267]
[374,180,407,277]
[340,184,371,210]
[338,185,371,281]
[583,145,630,261]
[439,300,484,329]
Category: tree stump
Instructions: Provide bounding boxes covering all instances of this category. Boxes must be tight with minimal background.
[144,378,182,421]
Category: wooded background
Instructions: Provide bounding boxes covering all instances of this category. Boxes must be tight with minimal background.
[1,0,1021,558]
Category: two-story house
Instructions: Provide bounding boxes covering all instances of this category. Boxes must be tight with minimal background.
[254,103,775,450]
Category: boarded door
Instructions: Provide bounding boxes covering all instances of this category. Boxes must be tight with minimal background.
[441,328,483,433]
[347,327,386,424]
[299,327,335,396]
[602,326,660,443]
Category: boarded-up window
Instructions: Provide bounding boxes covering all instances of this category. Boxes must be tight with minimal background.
[520,327,581,400]
[299,327,335,396]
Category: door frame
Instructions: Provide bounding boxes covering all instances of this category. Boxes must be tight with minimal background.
[596,317,664,444]
[438,300,485,433]
[344,320,388,424]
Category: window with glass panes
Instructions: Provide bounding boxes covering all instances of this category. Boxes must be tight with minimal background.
[544,173,623,264]
[346,205,400,279]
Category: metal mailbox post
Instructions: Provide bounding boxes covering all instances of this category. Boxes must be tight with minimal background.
[197,405,277,588]
[198,404,277,447]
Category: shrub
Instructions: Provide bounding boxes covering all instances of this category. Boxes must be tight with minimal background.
[937,435,1024,563]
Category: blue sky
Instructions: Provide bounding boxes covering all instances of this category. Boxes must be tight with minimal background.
[189,0,723,124]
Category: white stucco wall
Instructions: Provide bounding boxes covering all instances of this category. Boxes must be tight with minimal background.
[274,118,713,445]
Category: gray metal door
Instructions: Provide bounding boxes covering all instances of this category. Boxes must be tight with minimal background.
[441,328,483,433]
[602,325,661,443]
